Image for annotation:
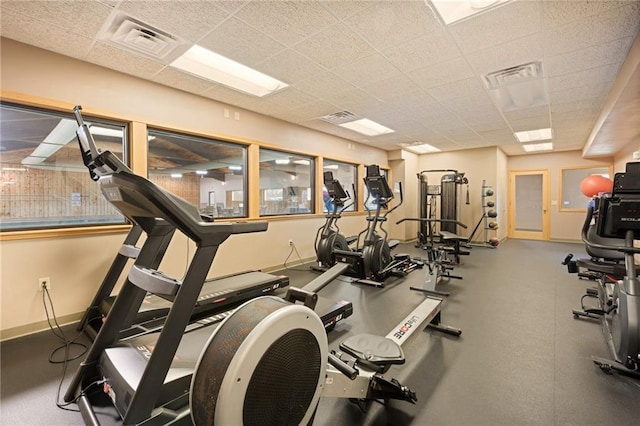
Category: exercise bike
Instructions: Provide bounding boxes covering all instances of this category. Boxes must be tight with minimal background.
[333,164,423,287]
[575,162,640,379]
[314,171,357,270]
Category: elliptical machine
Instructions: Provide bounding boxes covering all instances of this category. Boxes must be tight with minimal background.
[314,171,356,270]
[333,165,423,287]
[579,162,640,378]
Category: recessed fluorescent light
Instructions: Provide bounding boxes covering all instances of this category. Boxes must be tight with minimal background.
[3,167,27,171]
[21,119,77,165]
[275,159,290,165]
[170,173,183,178]
[514,128,552,143]
[431,0,508,25]
[293,160,310,166]
[170,45,288,97]
[401,143,441,154]
[228,165,242,171]
[323,165,339,170]
[90,125,124,138]
[522,142,553,152]
[339,118,394,136]
[195,170,207,175]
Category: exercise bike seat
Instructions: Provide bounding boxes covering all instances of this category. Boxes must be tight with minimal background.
[339,333,405,369]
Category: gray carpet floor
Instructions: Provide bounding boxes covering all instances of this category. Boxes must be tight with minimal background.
[2,238,640,425]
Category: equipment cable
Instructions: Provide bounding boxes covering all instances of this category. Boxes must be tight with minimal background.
[43,287,102,412]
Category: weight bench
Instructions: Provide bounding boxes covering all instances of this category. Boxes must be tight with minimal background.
[439,231,470,264]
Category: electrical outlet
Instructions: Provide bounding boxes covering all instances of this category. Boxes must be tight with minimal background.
[288,239,294,246]
[38,277,51,291]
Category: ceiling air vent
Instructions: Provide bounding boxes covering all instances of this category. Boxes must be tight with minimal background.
[319,111,358,125]
[99,12,187,62]
[482,60,549,112]
[482,61,543,89]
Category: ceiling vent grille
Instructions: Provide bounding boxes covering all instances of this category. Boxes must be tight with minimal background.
[319,110,358,125]
[482,61,543,89]
[99,12,187,62]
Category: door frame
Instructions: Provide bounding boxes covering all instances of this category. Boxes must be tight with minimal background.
[508,169,550,240]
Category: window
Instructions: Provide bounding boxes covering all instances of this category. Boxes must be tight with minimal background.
[0,103,127,231]
[147,129,247,218]
[322,159,357,212]
[259,149,314,216]
[560,165,612,211]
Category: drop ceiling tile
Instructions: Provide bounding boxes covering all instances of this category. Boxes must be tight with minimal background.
[197,17,286,66]
[293,23,375,70]
[508,115,551,133]
[553,117,596,131]
[382,29,461,72]
[503,105,550,122]
[361,76,426,103]
[476,128,515,144]
[549,83,610,105]
[0,10,94,60]
[409,57,475,90]
[448,0,541,54]
[545,36,635,77]
[543,0,633,28]
[551,106,600,122]
[151,67,215,95]
[323,89,384,116]
[345,1,441,51]
[543,3,640,57]
[292,72,359,101]
[234,1,337,47]
[212,0,248,14]
[1,0,112,39]
[255,49,325,85]
[332,54,402,87]
[547,63,621,93]
[118,0,229,43]
[85,41,165,79]
[465,33,544,76]
[261,88,320,111]
[551,98,605,114]
[284,100,341,123]
[319,1,375,21]
[428,77,487,102]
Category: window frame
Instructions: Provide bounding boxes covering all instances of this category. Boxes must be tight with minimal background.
[146,127,249,219]
[0,101,130,235]
[559,164,613,212]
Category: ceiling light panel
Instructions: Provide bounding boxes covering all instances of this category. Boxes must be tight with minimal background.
[514,128,552,143]
[430,0,509,25]
[399,142,441,154]
[522,142,553,152]
[338,118,395,136]
[170,45,289,97]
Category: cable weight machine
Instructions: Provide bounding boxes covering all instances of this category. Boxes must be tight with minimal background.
[416,170,469,248]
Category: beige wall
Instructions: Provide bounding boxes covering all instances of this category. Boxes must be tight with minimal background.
[507,150,613,241]
[418,147,501,243]
[0,39,387,338]
[613,141,640,172]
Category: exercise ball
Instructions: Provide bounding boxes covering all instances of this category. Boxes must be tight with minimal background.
[580,175,612,197]
[486,201,495,208]
[485,189,494,196]
[487,210,498,218]
[489,237,500,247]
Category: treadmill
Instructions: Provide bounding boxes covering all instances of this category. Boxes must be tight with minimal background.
[65,106,353,425]
[78,222,291,340]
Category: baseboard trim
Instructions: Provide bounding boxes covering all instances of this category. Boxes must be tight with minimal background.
[1,312,83,342]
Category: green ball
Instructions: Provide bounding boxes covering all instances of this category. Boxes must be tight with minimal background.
[485,189,494,197]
